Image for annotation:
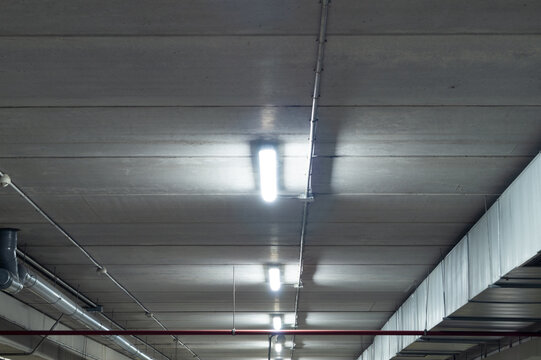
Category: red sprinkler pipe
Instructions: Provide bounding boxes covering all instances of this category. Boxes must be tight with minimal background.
[0,329,540,337]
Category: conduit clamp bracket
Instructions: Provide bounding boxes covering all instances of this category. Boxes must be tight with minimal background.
[298,194,315,202]
[84,305,103,313]
[0,173,11,188]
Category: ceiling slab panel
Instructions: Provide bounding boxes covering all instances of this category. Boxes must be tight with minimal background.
[321,36,541,106]
[287,337,365,358]
[503,267,541,279]
[41,264,300,292]
[119,311,296,329]
[0,106,310,157]
[327,0,541,34]
[8,223,301,247]
[0,157,305,196]
[4,106,541,158]
[0,37,314,107]
[452,302,541,319]
[309,194,496,223]
[306,222,470,246]
[4,0,538,36]
[1,212,473,248]
[473,287,541,303]
[0,0,320,35]
[298,291,403,312]
[84,264,429,293]
[317,106,541,157]
[313,156,530,194]
[24,245,445,267]
[15,195,304,224]
[24,245,300,265]
[298,311,391,330]
[303,264,429,292]
[303,245,447,265]
[0,194,48,223]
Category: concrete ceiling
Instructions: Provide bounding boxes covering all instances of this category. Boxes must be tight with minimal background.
[1,1,541,360]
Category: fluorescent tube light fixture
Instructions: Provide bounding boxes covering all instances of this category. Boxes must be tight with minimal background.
[268,267,281,291]
[275,334,286,353]
[272,315,282,330]
[258,147,277,202]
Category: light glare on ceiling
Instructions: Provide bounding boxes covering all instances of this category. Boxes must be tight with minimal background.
[258,147,277,202]
[269,267,281,291]
[272,315,282,330]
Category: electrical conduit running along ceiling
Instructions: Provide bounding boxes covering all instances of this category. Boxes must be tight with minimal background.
[1,1,541,360]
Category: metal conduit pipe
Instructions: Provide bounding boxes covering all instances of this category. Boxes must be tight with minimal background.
[15,249,170,360]
[0,170,198,360]
[0,228,154,360]
[1,330,540,337]
[291,0,330,357]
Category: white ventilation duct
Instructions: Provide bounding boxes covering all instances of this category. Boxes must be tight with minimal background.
[0,228,154,360]
[358,153,541,360]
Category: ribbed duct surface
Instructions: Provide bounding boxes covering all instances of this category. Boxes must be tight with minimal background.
[359,153,541,360]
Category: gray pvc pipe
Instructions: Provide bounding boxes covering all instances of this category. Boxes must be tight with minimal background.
[0,228,24,293]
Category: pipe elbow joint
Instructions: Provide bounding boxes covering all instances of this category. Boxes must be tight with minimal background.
[0,268,24,294]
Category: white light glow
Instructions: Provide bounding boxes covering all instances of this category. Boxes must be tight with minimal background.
[258,147,278,202]
[275,343,283,353]
[268,267,281,291]
[272,315,282,330]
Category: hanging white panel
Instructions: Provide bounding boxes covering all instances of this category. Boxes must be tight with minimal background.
[426,263,445,329]
[395,307,403,352]
[364,344,374,360]
[402,291,419,348]
[413,280,427,343]
[444,236,469,316]
[488,202,502,281]
[468,203,501,298]
[499,155,541,275]
[387,313,399,357]
[380,319,392,360]
[374,334,384,360]
[468,213,489,298]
